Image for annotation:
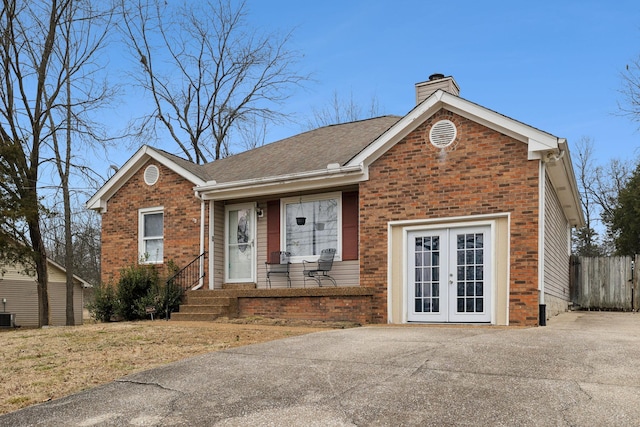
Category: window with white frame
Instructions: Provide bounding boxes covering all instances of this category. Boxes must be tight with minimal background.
[139,207,164,264]
[282,193,341,261]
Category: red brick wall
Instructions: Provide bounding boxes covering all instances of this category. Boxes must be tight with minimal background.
[238,296,372,324]
[100,160,208,284]
[359,109,540,326]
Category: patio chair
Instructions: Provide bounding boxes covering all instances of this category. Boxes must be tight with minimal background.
[303,248,337,287]
[265,251,292,288]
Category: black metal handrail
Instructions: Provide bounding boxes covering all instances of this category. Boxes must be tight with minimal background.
[165,252,207,320]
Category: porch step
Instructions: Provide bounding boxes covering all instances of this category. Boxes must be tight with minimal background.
[183,296,235,305]
[171,292,239,321]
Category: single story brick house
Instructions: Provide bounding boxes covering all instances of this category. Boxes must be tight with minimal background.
[87,75,584,326]
[0,258,88,327]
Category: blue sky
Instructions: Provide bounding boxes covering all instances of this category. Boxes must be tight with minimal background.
[106,0,640,171]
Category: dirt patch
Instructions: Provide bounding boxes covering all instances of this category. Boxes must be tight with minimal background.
[0,318,358,415]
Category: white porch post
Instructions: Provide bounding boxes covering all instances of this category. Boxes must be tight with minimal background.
[199,196,205,289]
[209,201,215,289]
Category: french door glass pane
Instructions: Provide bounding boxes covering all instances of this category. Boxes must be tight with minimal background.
[413,236,440,313]
[455,233,484,314]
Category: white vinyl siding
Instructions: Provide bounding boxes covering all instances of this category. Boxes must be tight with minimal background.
[544,175,571,301]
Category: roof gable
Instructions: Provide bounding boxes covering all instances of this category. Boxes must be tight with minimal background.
[86,146,207,213]
[1,258,91,287]
[347,90,559,168]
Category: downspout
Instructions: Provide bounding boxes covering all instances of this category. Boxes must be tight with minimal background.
[200,195,205,289]
[209,201,215,289]
[537,147,565,326]
[538,160,546,326]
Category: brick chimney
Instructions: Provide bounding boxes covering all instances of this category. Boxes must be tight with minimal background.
[415,73,460,104]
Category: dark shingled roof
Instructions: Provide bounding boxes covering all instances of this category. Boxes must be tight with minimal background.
[153,148,212,181]
[199,115,401,184]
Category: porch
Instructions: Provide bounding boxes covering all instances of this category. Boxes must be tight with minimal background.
[170,286,375,324]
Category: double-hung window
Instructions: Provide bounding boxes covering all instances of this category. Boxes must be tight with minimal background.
[282,193,341,262]
[139,207,164,264]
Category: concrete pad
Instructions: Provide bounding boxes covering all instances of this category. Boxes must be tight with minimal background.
[2,311,640,426]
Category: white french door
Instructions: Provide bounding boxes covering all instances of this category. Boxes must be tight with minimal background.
[225,204,256,283]
[407,226,491,323]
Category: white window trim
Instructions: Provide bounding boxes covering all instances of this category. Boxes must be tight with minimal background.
[280,192,342,263]
[139,206,164,264]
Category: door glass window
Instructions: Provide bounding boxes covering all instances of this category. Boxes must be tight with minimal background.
[413,236,440,313]
[456,233,484,313]
[227,208,253,281]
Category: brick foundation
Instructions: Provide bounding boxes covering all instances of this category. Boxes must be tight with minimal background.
[238,295,372,324]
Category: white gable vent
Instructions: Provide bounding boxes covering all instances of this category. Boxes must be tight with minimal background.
[144,165,159,186]
[429,120,457,148]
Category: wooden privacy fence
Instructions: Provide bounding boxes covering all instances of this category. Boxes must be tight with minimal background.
[570,255,639,311]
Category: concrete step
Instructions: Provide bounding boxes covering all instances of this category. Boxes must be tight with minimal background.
[184,296,234,305]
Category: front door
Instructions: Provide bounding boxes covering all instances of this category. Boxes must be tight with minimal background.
[225,204,256,283]
[407,226,491,323]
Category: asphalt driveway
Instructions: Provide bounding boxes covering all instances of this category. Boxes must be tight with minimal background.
[2,311,640,426]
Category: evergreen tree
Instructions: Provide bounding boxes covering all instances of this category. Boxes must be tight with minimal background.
[611,163,640,255]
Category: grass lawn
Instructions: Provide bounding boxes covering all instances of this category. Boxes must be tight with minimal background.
[0,318,351,415]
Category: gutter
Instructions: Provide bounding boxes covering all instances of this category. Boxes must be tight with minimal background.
[537,141,566,326]
[196,164,366,200]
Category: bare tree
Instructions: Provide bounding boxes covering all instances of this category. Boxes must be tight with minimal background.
[572,137,635,255]
[0,0,76,326]
[43,208,101,289]
[572,137,602,255]
[620,57,640,129]
[120,0,307,164]
[45,1,113,325]
[236,116,268,152]
[305,90,382,130]
[0,0,113,326]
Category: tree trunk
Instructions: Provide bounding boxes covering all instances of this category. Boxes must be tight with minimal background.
[29,217,49,327]
[64,52,74,326]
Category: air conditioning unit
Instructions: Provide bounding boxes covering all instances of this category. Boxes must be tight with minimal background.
[0,313,15,328]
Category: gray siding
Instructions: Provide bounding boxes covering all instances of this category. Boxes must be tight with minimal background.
[0,278,39,327]
[212,201,225,288]
[256,203,268,286]
[544,174,570,302]
[0,264,83,327]
[48,281,84,325]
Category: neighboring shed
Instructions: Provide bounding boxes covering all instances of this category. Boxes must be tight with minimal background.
[0,259,87,327]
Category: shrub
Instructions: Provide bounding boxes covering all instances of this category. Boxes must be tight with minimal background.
[87,283,117,322]
[116,263,159,321]
[133,279,183,320]
[90,261,186,322]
